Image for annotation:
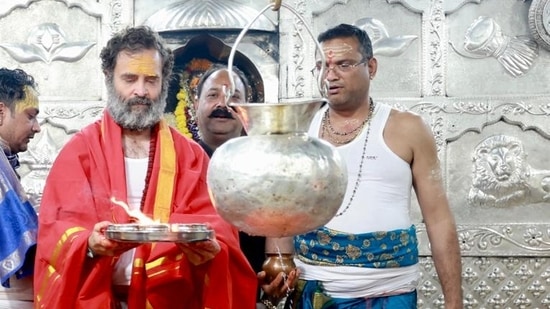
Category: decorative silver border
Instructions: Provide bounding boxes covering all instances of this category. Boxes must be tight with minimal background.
[417,224,550,256]
[529,0,550,51]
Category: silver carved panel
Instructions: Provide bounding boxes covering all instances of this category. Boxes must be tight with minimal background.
[529,0,550,51]
[447,1,550,96]
[3,0,133,209]
[419,256,550,308]
[307,0,422,97]
[0,1,103,100]
[0,23,96,64]
[143,0,276,32]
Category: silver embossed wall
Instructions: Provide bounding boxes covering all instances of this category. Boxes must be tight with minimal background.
[0,0,133,204]
[2,0,550,307]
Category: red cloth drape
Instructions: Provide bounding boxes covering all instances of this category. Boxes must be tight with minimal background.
[34,111,257,309]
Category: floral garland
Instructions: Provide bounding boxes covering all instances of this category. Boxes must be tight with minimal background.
[174,85,198,140]
[173,58,213,141]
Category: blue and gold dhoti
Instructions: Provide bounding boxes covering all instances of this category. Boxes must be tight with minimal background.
[290,225,418,309]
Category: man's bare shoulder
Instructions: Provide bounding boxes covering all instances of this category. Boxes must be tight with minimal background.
[386,108,430,138]
[384,108,436,162]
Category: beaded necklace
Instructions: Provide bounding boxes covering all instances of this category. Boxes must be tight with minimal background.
[138,126,158,212]
[325,110,369,136]
[331,100,376,217]
[321,99,374,145]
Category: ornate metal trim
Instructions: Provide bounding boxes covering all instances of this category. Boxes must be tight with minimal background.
[0,23,95,64]
[417,224,550,256]
[310,0,349,16]
[144,0,276,32]
[422,0,446,96]
[40,101,104,134]
[528,0,550,51]
[0,0,102,18]
[386,0,483,14]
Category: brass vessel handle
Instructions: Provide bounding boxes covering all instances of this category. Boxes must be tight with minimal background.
[270,0,281,11]
[225,0,327,105]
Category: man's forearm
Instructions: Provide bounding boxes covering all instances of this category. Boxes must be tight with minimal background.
[430,226,464,308]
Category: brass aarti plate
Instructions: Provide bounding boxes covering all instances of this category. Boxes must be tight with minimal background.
[105,223,213,243]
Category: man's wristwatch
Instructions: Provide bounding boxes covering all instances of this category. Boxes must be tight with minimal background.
[86,246,96,259]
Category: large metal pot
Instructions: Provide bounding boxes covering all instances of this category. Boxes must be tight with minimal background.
[207,1,344,237]
[207,99,347,237]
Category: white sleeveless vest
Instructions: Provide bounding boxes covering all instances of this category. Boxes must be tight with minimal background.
[298,102,419,298]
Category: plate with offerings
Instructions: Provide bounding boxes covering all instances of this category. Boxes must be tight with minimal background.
[105,223,213,243]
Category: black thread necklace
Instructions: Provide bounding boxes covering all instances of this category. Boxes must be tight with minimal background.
[333,100,376,217]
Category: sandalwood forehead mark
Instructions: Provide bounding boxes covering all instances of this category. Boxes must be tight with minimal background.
[15,86,39,113]
[322,43,354,60]
[127,53,158,76]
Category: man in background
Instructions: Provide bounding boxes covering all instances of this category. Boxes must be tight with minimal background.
[0,67,41,309]
[194,64,298,308]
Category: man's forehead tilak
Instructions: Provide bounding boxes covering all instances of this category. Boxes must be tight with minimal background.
[204,71,244,96]
[321,43,354,61]
[15,86,39,113]
[126,53,159,77]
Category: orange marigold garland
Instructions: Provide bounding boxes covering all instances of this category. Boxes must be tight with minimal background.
[174,86,193,138]
[174,58,213,141]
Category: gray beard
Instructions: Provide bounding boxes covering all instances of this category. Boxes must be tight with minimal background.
[105,83,167,131]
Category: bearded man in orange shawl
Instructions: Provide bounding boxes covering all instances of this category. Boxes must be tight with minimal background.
[34,26,257,309]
